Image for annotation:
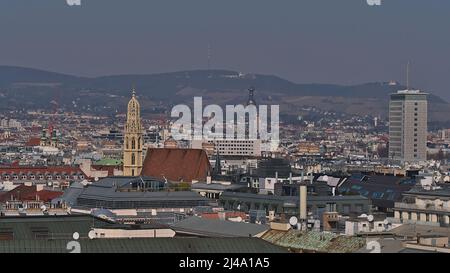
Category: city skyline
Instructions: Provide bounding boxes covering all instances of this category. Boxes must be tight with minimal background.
[2,0,450,257]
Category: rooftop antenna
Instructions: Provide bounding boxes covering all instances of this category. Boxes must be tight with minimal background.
[406,61,410,90]
[207,43,211,71]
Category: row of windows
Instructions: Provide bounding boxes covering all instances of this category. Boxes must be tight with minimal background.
[1,175,83,181]
[210,140,256,144]
[125,137,142,150]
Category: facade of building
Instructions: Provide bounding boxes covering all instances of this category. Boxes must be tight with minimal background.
[0,184,65,216]
[123,88,143,176]
[389,90,428,162]
[192,139,261,157]
[39,128,59,148]
[0,166,86,190]
[393,185,450,227]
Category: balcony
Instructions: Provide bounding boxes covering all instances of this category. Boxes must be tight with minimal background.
[395,202,450,213]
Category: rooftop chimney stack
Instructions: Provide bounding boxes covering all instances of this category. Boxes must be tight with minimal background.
[299,184,307,224]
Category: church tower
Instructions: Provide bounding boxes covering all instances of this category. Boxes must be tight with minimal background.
[123,88,143,176]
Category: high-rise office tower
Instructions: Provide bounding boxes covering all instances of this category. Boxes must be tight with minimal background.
[389,90,428,162]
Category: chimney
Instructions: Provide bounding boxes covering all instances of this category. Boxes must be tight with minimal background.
[299,184,307,221]
[289,172,292,184]
[206,175,212,184]
[36,184,44,192]
[218,211,226,221]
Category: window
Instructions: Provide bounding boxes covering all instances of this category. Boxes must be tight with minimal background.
[131,153,136,165]
[131,138,136,149]
[0,228,14,240]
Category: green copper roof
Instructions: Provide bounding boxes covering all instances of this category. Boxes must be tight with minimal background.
[94,158,123,166]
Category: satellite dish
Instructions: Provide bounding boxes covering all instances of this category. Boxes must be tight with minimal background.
[72,232,80,240]
[367,215,374,222]
[383,219,389,225]
[289,216,298,226]
[40,205,47,211]
[88,230,96,240]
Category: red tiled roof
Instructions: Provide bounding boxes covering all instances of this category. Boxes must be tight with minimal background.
[141,148,211,183]
[25,137,41,147]
[0,184,63,202]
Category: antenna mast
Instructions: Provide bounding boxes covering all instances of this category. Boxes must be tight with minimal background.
[207,43,211,71]
[406,61,410,90]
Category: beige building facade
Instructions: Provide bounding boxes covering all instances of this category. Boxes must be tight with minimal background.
[389,90,428,162]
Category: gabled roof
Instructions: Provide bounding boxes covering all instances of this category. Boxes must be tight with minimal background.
[25,137,41,147]
[141,148,211,183]
[0,184,63,202]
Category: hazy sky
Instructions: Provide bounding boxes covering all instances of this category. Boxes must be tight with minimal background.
[0,0,449,100]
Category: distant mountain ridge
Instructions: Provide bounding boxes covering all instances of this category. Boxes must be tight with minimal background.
[0,65,449,125]
[0,65,446,102]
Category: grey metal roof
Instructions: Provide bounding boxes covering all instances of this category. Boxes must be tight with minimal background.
[70,176,208,203]
[53,184,84,205]
[78,188,208,202]
[170,216,269,237]
[221,191,368,202]
[390,223,450,238]
[405,184,450,198]
[0,215,118,240]
[0,237,287,253]
[191,183,246,191]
